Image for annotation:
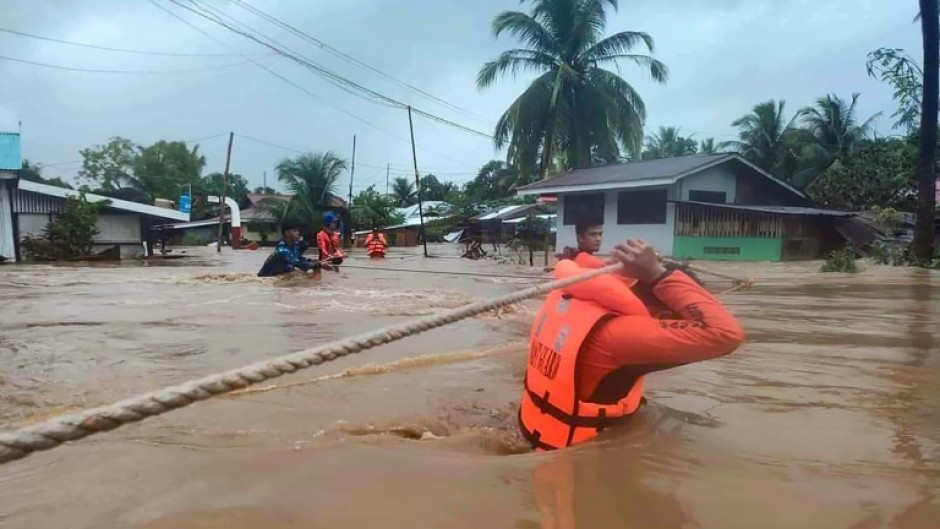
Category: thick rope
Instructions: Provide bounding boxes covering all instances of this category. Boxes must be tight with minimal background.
[0,262,623,465]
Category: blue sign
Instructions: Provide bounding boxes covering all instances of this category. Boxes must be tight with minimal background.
[179,194,192,214]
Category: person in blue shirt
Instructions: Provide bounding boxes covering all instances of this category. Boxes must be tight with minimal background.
[257,223,321,277]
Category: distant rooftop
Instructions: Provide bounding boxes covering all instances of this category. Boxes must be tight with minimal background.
[0,132,22,172]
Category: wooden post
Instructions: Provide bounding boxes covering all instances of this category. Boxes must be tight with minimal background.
[348,134,356,245]
[217,132,234,253]
[407,106,429,258]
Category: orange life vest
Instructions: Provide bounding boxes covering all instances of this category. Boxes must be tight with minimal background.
[365,233,387,256]
[518,262,646,451]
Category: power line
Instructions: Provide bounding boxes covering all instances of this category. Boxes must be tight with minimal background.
[148,0,413,144]
[0,53,253,74]
[169,0,494,141]
[0,26,253,57]
[225,0,495,126]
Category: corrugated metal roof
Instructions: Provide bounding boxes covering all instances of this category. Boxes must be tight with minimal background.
[516,154,731,193]
[0,132,22,171]
[677,200,856,217]
[17,179,189,221]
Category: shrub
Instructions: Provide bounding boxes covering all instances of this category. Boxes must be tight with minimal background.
[821,245,858,273]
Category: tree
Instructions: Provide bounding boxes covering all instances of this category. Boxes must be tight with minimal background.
[721,100,805,184]
[641,127,697,159]
[351,186,405,229]
[464,160,520,202]
[390,176,416,207]
[202,172,249,206]
[132,141,206,203]
[798,93,880,160]
[253,186,277,195]
[699,138,718,154]
[912,0,938,261]
[806,138,916,211]
[77,136,137,192]
[867,48,925,132]
[420,174,458,202]
[477,0,668,178]
[20,160,73,189]
[259,152,347,231]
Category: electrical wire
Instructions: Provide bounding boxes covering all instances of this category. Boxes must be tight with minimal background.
[0,26,252,57]
[0,53,253,74]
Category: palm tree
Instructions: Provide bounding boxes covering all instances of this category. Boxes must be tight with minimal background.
[912,0,938,261]
[721,100,803,182]
[641,127,698,159]
[260,152,346,229]
[798,93,880,160]
[390,177,416,207]
[699,138,718,154]
[477,0,668,179]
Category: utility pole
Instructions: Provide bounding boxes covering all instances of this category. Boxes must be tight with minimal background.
[407,106,428,258]
[348,135,357,207]
[263,170,267,193]
[385,163,390,196]
[217,132,234,254]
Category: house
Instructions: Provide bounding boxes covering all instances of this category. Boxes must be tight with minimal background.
[0,131,191,261]
[515,153,856,262]
[353,201,454,247]
[465,203,557,245]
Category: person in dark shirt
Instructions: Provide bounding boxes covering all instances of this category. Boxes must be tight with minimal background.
[257,223,321,277]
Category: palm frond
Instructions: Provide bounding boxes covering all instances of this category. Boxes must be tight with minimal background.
[492,11,560,54]
[477,49,557,88]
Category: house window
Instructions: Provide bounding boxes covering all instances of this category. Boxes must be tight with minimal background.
[688,190,727,204]
[617,189,667,225]
[704,246,741,255]
[563,193,605,225]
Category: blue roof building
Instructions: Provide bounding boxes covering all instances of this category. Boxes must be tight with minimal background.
[0,131,22,174]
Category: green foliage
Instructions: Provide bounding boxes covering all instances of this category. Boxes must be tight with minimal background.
[642,127,698,160]
[78,136,137,192]
[464,160,520,202]
[420,174,459,202]
[21,193,103,260]
[202,172,250,206]
[20,160,73,189]
[820,245,858,273]
[866,48,924,132]
[181,232,210,246]
[390,176,416,207]
[870,240,909,266]
[478,0,668,178]
[256,152,346,232]
[871,205,906,234]
[422,218,460,243]
[351,186,405,229]
[253,186,277,195]
[806,138,916,211]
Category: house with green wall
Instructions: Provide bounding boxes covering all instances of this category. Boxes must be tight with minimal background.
[515,153,856,262]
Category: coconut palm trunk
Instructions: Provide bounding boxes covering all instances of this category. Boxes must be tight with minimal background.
[913,0,938,261]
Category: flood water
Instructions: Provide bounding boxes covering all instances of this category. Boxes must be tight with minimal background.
[0,244,938,528]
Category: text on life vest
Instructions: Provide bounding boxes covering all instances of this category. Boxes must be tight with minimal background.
[528,340,561,380]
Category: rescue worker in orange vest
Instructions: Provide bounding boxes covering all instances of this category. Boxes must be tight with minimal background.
[317,212,346,269]
[519,238,745,451]
[365,227,388,258]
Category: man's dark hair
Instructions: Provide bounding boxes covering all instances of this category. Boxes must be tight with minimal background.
[281,222,300,235]
[575,219,603,236]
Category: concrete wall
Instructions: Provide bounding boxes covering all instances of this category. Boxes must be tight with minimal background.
[95,214,141,243]
[679,164,738,203]
[556,186,677,255]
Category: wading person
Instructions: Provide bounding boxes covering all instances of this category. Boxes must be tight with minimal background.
[560,220,608,267]
[317,212,346,268]
[365,227,388,258]
[519,238,745,451]
[257,223,321,278]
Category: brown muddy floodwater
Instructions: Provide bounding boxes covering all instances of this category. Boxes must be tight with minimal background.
[0,244,938,528]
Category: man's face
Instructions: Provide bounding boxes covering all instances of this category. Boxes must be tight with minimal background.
[577,225,603,253]
[284,228,300,242]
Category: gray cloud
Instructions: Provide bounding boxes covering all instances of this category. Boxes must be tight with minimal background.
[0,0,922,194]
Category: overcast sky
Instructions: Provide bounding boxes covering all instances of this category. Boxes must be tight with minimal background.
[0,0,922,196]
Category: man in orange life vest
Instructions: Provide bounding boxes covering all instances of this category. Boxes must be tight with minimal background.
[365,227,388,258]
[519,238,745,451]
[317,212,346,268]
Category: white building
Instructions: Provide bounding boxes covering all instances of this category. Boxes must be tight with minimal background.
[515,153,852,262]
